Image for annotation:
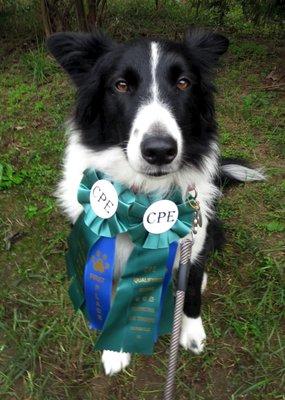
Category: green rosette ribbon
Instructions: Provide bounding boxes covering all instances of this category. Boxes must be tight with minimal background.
[128,190,194,249]
[78,169,195,249]
[66,169,196,354]
[78,169,136,237]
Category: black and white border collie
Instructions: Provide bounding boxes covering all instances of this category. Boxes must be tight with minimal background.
[47,29,264,376]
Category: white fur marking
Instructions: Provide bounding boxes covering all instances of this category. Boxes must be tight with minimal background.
[151,42,159,100]
[180,315,206,354]
[101,350,131,376]
[201,272,208,293]
[126,42,184,175]
[127,102,183,175]
[222,164,266,182]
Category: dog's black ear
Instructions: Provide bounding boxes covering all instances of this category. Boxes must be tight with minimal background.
[184,28,229,70]
[46,31,114,86]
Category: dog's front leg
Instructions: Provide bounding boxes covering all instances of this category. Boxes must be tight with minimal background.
[180,261,207,353]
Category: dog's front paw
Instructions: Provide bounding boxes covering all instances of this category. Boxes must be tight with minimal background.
[101,350,131,376]
[179,315,206,354]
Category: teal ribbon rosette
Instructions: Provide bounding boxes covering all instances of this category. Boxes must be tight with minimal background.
[66,169,196,355]
[128,190,194,249]
[78,169,135,236]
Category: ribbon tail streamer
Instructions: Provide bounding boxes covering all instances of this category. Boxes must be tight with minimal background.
[66,213,116,329]
[95,245,176,354]
[84,236,116,330]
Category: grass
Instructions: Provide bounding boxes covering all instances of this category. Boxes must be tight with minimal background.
[0,2,284,399]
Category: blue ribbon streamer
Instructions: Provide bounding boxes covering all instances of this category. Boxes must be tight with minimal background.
[84,237,116,330]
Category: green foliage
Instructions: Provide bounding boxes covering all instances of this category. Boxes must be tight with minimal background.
[21,45,59,84]
[242,92,271,118]
[262,221,285,233]
[230,42,267,59]
[0,163,26,189]
[25,204,39,219]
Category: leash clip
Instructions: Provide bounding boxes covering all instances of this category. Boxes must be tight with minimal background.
[187,186,202,232]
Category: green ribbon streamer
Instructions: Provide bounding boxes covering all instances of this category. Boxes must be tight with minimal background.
[95,245,173,354]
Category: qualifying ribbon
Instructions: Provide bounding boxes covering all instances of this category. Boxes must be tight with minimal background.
[66,169,195,354]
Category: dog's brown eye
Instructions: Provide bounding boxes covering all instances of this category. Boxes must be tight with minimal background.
[115,80,128,93]
[177,78,190,91]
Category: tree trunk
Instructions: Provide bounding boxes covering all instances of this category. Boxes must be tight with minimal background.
[75,0,87,31]
[41,0,53,36]
[195,0,201,18]
[97,0,107,26]
[87,0,98,29]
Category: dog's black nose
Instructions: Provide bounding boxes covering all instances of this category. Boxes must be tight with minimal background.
[141,136,177,165]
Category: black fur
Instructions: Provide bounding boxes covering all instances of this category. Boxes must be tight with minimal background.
[183,217,225,319]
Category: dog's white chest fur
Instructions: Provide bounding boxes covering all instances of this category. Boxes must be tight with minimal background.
[57,128,220,279]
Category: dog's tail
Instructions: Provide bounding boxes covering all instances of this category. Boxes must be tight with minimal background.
[218,157,266,187]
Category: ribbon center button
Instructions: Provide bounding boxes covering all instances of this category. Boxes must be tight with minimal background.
[90,179,119,219]
[143,200,178,234]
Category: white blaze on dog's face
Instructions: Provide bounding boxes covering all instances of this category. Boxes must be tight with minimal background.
[127,42,183,177]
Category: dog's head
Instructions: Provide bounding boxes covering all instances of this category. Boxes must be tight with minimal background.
[47,29,228,181]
